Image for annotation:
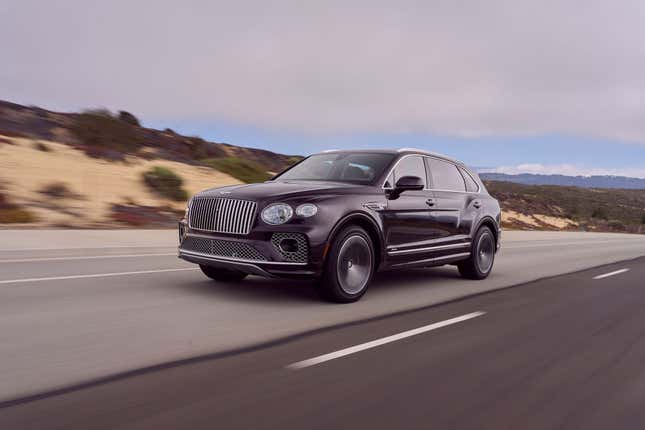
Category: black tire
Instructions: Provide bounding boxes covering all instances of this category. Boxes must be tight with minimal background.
[458,226,496,280]
[200,265,248,282]
[319,225,375,303]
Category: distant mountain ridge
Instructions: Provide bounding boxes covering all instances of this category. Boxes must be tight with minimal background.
[479,172,645,190]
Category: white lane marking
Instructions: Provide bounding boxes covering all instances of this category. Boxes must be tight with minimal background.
[286,311,486,370]
[0,253,176,263]
[0,245,175,252]
[0,268,198,285]
[593,268,630,280]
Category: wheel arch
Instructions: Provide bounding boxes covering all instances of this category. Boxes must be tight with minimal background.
[473,216,499,247]
[325,211,384,270]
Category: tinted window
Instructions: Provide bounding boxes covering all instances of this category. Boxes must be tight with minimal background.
[393,156,426,188]
[427,158,465,191]
[277,153,395,184]
[459,167,479,192]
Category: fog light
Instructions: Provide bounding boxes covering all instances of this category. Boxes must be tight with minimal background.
[279,238,299,253]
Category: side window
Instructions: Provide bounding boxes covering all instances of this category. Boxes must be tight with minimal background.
[427,158,466,191]
[459,167,480,192]
[393,156,427,188]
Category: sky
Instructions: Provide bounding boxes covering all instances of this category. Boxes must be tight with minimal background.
[2,0,645,177]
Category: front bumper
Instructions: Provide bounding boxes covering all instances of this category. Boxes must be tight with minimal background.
[177,222,324,278]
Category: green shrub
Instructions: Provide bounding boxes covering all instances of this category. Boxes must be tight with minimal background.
[591,207,608,220]
[0,207,36,223]
[203,157,271,183]
[641,213,645,224]
[33,141,51,152]
[117,110,140,127]
[71,112,145,156]
[39,182,83,199]
[142,166,188,201]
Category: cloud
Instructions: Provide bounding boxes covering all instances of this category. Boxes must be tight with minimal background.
[482,164,645,179]
[2,0,645,142]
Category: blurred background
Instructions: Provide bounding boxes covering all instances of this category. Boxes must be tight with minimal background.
[1,1,644,233]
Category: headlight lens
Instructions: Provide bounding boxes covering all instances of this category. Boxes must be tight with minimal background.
[261,203,293,225]
[296,203,318,217]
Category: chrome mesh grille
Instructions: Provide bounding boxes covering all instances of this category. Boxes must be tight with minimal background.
[188,197,256,235]
[180,236,267,261]
[271,233,309,263]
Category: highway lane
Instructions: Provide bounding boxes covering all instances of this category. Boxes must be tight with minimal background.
[1,257,644,429]
[0,230,644,403]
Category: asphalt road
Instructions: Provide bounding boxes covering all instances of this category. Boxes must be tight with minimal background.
[0,230,644,408]
[1,256,644,429]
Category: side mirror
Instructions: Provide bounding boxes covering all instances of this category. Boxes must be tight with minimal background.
[387,175,424,199]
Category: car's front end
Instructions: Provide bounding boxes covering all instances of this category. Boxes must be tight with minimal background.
[177,181,374,279]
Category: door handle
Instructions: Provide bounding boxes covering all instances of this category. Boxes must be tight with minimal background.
[426,198,435,207]
[473,200,482,209]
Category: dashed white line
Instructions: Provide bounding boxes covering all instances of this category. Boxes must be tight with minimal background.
[0,268,199,285]
[0,253,177,263]
[286,311,486,370]
[593,268,630,280]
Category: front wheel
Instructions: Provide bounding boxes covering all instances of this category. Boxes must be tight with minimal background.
[458,226,496,280]
[200,265,248,282]
[319,225,375,303]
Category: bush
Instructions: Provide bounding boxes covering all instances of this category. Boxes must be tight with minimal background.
[203,157,271,183]
[641,213,645,225]
[0,207,36,223]
[71,112,145,157]
[118,111,141,127]
[591,207,608,220]
[142,166,188,201]
[39,182,82,199]
[33,141,51,152]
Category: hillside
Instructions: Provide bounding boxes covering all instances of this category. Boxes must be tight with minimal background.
[0,100,302,228]
[480,172,645,190]
[486,181,645,234]
[0,100,298,172]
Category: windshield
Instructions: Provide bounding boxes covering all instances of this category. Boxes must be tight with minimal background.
[275,152,396,184]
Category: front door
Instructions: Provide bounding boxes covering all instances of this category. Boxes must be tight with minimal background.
[381,155,443,265]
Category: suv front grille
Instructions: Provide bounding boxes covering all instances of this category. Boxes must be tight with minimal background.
[180,236,267,261]
[188,197,256,235]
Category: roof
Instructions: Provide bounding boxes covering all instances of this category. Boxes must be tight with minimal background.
[320,148,463,165]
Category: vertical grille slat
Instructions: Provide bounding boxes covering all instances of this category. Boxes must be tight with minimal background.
[188,197,256,235]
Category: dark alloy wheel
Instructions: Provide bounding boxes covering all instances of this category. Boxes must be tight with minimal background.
[200,265,248,282]
[320,225,375,303]
[458,226,496,280]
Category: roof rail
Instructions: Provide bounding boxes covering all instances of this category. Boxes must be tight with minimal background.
[397,148,463,165]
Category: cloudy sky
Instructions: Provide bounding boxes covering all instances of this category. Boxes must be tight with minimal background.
[2,0,645,176]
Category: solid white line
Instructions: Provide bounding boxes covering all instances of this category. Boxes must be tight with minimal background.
[593,268,630,280]
[0,268,199,285]
[0,253,176,263]
[286,311,486,370]
[0,245,175,252]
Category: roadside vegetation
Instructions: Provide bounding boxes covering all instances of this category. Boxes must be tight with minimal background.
[202,157,272,183]
[0,191,36,223]
[142,166,189,201]
[485,180,645,233]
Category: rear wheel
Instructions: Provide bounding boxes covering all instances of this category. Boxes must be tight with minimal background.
[200,265,248,282]
[320,225,374,303]
[458,226,495,280]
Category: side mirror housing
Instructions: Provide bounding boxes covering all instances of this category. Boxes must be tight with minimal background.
[387,175,424,199]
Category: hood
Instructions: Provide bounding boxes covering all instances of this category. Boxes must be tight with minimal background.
[196,180,361,201]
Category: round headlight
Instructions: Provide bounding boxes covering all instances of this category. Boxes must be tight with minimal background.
[296,203,318,217]
[261,203,293,225]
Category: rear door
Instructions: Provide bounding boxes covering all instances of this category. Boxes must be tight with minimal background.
[425,158,473,243]
[382,155,442,264]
